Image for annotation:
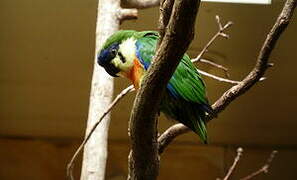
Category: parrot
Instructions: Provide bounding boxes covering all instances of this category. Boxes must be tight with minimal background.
[97,30,213,143]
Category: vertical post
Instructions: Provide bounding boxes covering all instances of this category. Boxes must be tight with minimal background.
[80,0,120,179]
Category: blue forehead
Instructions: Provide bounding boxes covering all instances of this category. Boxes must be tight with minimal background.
[98,43,119,65]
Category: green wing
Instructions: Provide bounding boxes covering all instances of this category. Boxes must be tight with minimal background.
[135,31,211,143]
[135,31,209,105]
[168,54,208,105]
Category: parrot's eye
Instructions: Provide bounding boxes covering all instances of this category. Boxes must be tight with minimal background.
[118,52,126,63]
[110,49,117,57]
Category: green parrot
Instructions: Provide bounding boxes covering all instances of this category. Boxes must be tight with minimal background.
[97,30,213,143]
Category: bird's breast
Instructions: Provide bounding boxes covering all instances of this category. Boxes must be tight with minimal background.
[125,58,144,89]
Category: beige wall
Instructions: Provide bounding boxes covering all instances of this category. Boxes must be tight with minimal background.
[1,0,297,179]
[1,138,297,180]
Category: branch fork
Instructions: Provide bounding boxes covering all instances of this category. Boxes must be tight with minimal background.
[192,15,233,63]
[158,0,296,154]
[219,148,278,180]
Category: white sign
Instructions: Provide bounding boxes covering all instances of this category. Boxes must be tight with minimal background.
[202,0,271,4]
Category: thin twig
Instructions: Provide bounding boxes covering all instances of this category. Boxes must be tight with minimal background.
[67,85,135,180]
[199,58,230,78]
[197,69,240,84]
[221,148,244,180]
[240,150,278,180]
[198,69,266,84]
[192,15,233,63]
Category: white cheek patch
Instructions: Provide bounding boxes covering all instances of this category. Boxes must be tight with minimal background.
[111,37,137,73]
[119,38,137,67]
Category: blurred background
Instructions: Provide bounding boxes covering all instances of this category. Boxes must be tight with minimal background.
[0,0,296,179]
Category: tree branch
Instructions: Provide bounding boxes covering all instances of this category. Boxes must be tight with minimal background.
[128,0,201,179]
[199,58,230,78]
[158,0,175,44]
[217,149,277,180]
[158,123,190,154]
[158,0,296,154]
[208,0,296,119]
[239,150,278,180]
[198,69,241,84]
[122,0,160,9]
[192,15,233,63]
[191,15,232,78]
[118,8,138,23]
[221,148,243,180]
[67,85,134,180]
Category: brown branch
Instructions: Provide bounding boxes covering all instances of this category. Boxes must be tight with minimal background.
[192,15,233,63]
[67,85,135,180]
[158,0,175,44]
[221,148,243,180]
[158,0,296,154]
[240,150,278,180]
[122,0,160,9]
[128,0,201,179]
[208,0,296,119]
[191,15,233,80]
[158,123,190,154]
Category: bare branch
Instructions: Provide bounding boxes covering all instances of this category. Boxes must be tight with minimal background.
[118,8,138,23]
[197,69,240,84]
[240,150,278,180]
[67,85,135,180]
[122,0,160,9]
[158,0,296,154]
[221,148,244,180]
[199,69,266,84]
[192,15,233,63]
[158,123,190,154]
[199,58,230,78]
[128,0,201,179]
[208,0,296,119]
[158,0,175,44]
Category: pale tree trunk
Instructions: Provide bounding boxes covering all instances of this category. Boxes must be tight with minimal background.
[80,0,138,179]
[80,0,120,180]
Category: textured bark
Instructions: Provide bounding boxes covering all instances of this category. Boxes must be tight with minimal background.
[80,0,120,180]
[128,0,201,179]
[158,0,297,154]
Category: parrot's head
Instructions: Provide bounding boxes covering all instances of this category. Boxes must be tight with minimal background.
[97,30,137,77]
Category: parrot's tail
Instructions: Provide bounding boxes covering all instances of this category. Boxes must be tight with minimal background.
[177,103,209,144]
[191,107,208,144]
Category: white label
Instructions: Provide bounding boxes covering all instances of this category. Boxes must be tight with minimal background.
[202,0,271,4]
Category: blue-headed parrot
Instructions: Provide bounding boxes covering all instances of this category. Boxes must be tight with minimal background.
[97,30,213,143]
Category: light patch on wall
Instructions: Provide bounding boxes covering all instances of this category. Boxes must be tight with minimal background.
[202,0,271,4]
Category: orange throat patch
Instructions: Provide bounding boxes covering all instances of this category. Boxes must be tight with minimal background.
[124,58,144,89]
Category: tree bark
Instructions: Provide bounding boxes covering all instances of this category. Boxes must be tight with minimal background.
[80,0,120,180]
[128,0,201,179]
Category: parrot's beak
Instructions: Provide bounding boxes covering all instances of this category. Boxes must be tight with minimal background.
[103,65,120,77]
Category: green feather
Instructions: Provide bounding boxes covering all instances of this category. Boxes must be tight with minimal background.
[102,30,135,49]
[102,30,158,50]
[133,31,211,143]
